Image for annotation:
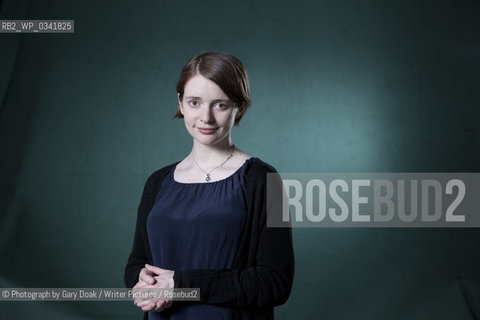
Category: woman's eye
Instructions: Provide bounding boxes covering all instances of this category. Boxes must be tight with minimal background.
[215,103,228,110]
[188,100,199,107]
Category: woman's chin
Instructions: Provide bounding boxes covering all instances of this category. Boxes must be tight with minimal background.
[192,136,218,146]
[192,135,232,147]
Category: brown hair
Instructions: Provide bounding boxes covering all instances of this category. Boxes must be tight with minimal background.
[174,52,251,126]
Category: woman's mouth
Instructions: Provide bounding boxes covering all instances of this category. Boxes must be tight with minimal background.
[197,127,218,135]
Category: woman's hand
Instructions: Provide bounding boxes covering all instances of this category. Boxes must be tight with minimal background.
[133,264,175,312]
[137,264,157,285]
[146,264,175,289]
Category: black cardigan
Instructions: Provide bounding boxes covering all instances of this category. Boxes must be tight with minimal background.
[124,158,295,319]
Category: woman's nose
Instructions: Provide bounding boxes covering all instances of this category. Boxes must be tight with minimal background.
[200,106,214,123]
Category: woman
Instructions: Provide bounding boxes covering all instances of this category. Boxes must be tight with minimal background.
[124,51,294,319]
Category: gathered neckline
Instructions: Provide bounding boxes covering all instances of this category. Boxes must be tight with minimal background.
[171,157,256,185]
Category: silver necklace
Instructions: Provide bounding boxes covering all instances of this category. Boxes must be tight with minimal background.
[192,145,235,182]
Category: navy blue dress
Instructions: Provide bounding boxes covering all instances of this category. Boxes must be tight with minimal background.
[146,158,254,319]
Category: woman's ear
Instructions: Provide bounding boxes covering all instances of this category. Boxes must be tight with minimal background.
[177,93,184,115]
[233,104,244,125]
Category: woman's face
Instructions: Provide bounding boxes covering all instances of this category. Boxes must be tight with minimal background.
[178,74,237,147]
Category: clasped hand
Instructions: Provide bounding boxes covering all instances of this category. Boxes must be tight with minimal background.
[133,264,175,312]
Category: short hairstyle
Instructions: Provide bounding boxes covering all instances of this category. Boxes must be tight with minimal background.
[174,52,251,126]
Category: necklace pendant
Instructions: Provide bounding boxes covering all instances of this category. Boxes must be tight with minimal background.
[205,174,211,182]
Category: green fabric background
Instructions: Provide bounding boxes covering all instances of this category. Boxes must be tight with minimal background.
[1,0,479,319]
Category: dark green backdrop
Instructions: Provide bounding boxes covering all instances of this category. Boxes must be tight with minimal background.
[1,0,479,319]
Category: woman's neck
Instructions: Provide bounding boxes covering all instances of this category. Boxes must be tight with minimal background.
[190,140,235,166]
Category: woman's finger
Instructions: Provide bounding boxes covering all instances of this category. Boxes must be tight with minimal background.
[145,264,169,275]
[133,279,147,289]
[139,268,156,284]
[153,300,165,312]
[152,299,172,312]
[141,302,157,312]
[136,300,150,307]
[133,280,150,304]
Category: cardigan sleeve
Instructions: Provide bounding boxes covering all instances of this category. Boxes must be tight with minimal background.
[124,162,181,289]
[173,162,295,308]
[124,172,156,288]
